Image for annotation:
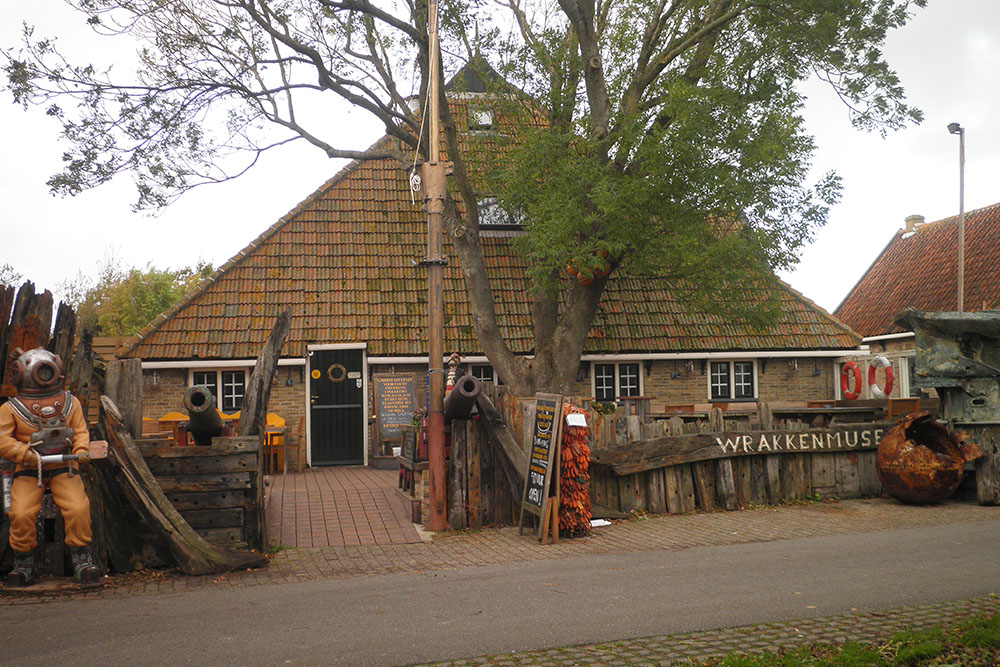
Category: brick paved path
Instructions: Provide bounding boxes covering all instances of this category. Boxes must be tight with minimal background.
[413,595,1000,665]
[265,466,422,548]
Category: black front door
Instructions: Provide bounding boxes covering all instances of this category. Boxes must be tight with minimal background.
[309,347,365,465]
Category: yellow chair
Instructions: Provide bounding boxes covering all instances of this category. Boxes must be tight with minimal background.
[264,413,287,473]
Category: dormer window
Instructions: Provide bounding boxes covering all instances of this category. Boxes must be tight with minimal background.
[477,197,523,231]
[469,107,494,131]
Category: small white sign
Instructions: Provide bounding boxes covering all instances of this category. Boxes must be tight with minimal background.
[565,413,587,427]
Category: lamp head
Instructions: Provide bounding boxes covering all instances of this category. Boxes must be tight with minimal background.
[948,122,963,135]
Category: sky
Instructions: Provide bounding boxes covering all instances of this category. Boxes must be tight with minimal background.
[1,1,998,316]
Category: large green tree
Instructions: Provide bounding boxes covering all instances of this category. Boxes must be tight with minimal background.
[60,257,213,336]
[3,0,925,394]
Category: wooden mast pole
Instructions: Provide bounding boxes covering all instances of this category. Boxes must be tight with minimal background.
[421,0,448,531]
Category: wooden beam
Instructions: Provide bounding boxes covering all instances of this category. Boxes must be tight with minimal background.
[591,422,894,476]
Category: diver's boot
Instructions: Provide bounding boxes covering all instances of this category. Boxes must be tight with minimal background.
[6,549,34,587]
[70,545,101,584]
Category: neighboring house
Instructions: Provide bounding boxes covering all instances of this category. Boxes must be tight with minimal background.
[834,202,1000,399]
[119,74,864,468]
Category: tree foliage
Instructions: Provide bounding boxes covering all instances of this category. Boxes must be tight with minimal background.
[2,0,926,393]
[0,263,23,288]
[59,256,213,336]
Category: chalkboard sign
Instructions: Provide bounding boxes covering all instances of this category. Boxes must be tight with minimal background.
[374,374,417,444]
[519,394,563,534]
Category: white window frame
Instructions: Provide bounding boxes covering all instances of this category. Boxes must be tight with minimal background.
[469,364,501,385]
[188,368,249,413]
[707,360,757,402]
[591,362,644,402]
[476,197,524,230]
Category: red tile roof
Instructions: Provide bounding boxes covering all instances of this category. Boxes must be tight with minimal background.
[122,100,859,361]
[834,202,1000,337]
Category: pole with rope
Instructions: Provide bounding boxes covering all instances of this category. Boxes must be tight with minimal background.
[419,0,449,531]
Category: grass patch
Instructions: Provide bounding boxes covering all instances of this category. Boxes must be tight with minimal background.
[685,612,1000,666]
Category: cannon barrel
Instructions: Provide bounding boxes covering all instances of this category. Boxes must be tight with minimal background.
[182,385,224,446]
[443,374,483,420]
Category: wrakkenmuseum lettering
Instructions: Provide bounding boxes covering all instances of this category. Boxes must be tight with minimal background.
[715,427,885,455]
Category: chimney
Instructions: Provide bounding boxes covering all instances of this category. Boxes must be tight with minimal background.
[903,214,925,235]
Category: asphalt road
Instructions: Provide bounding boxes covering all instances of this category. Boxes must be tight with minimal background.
[4,519,999,666]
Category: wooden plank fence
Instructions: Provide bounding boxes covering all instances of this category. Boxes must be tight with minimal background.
[135,436,265,550]
[449,386,899,526]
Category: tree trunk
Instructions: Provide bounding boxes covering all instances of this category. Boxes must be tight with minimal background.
[100,395,267,575]
[238,308,291,438]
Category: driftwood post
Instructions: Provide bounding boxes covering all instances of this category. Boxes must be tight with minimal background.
[106,358,143,439]
[238,309,292,438]
[100,395,267,574]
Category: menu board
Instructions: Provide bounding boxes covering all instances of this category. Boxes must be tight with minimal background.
[373,374,417,443]
[520,393,563,516]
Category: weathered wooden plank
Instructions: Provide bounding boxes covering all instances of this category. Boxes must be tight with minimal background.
[811,453,837,494]
[765,456,782,504]
[155,473,252,493]
[973,427,1000,505]
[605,466,621,511]
[137,438,259,457]
[478,419,495,526]
[678,465,696,512]
[467,420,482,528]
[749,457,768,505]
[835,452,862,498]
[591,423,892,475]
[238,309,291,437]
[734,458,752,507]
[618,474,638,512]
[106,358,143,440]
[181,508,244,530]
[715,458,737,510]
[664,466,683,514]
[449,417,468,530]
[195,527,243,546]
[646,467,667,514]
[166,491,247,511]
[626,415,642,442]
[856,450,883,496]
[144,454,257,476]
[691,461,716,511]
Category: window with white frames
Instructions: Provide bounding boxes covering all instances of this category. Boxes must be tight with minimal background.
[469,364,502,385]
[592,362,642,402]
[190,369,246,412]
[709,360,756,401]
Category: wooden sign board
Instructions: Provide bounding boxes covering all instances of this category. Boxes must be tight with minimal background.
[373,374,417,445]
[519,393,563,542]
[591,422,894,476]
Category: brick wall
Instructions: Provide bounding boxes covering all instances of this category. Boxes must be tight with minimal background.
[568,357,836,408]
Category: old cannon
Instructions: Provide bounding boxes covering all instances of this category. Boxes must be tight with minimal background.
[180,385,233,446]
[443,374,483,420]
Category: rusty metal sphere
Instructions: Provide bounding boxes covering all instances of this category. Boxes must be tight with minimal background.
[876,411,971,504]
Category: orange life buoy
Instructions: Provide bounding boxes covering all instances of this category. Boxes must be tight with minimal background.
[868,355,894,399]
[840,361,861,400]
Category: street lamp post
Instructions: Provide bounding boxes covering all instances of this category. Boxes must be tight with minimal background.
[948,122,965,312]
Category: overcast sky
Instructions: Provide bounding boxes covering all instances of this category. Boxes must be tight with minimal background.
[1,1,998,316]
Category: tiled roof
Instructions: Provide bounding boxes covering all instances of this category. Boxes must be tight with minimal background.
[834,202,1000,337]
[123,99,859,361]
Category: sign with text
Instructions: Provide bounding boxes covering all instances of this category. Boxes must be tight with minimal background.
[373,374,417,443]
[520,393,563,515]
